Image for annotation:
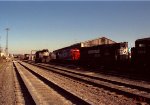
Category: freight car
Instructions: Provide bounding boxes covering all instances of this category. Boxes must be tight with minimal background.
[131,38,150,69]
[79,42,129,68]
[35,49,50,63]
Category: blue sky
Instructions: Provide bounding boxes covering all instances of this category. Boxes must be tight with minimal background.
[0,1,150,54]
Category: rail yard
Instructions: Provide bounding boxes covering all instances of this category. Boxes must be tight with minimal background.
[1,1,150,104]
[0,37,150,105]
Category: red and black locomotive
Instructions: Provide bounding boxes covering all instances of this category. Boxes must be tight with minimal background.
[53,43,81,64]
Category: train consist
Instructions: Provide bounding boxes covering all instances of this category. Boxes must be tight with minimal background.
[22,37,150,72]
[49,37,129,68]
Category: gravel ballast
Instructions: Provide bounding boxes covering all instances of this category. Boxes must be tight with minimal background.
[0,62,15,105]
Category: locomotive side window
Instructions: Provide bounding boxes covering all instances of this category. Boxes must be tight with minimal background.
[138,50,146,54]
[88,49,100,54]
[139,44,145,47]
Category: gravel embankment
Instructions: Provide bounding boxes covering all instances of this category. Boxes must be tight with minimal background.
[0,61,15,105]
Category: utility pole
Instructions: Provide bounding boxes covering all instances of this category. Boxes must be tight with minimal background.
[5,28,9,58]
[0,36,1,52]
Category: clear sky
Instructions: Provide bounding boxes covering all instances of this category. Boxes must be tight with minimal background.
[0,1,150,54]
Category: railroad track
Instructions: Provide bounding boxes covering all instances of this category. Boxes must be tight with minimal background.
[13,62,36,105]
[23,61,150,104]
[13,61,91,105]
[36,63,150,92]
[43,62,150,82]
[34,62,150,90]
[36,61,150,82]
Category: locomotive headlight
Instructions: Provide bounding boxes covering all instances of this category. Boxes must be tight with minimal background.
[43,52,49,56]
[120,47,128,55]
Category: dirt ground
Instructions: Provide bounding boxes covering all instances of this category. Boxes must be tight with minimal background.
[0,60,15,105]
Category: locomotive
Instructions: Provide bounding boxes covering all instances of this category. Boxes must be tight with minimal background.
[53,43,81,64]
[79,42,129,67]
[131,37,150,69]
[35,49,50,63]
[23,54,30,60]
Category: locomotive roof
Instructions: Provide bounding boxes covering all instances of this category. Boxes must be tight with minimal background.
[36,49,49,53]
[82,42,127,48]
[136,37,150,42]
[53,43,81,52]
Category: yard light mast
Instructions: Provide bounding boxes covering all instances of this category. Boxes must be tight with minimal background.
[5,28,9,58]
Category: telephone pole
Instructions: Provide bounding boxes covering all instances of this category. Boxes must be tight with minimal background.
[0,36,1,55]
[5,28,9,57]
